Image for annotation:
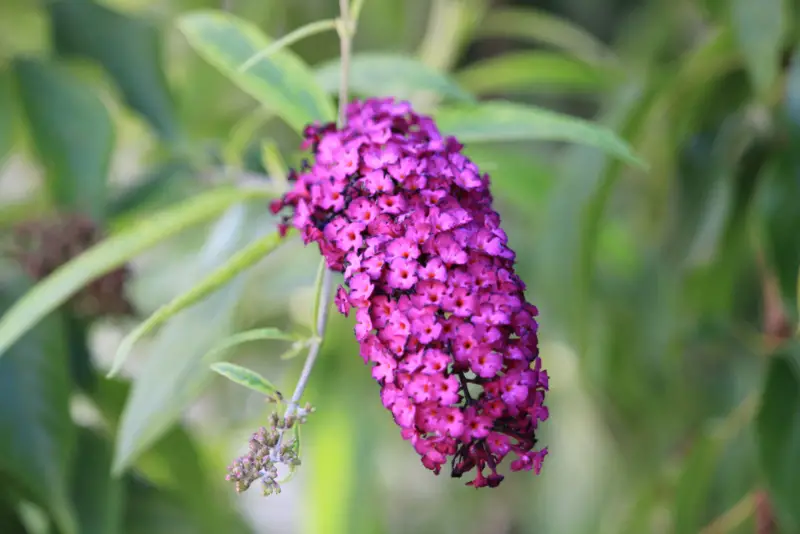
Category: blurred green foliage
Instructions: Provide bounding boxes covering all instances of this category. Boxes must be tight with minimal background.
[1,0,800,533]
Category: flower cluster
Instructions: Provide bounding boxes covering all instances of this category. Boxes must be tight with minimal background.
[226,405,313,496]
[272,98,549,487]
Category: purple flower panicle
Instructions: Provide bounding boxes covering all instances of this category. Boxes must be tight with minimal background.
[272,98,549,488]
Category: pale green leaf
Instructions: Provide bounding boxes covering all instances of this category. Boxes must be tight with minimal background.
[237,19,337,73]
[311,258,326,327]
[456,52,616,95]
[0,187,273,362]
[108,230,291,377]
[731,0,787,98]
[435,101,645,168]
[280,341,308,360]
[203,327,301,362]
[261,140,288,191]
[210,362,281,397]
[314,53,475,102]
[477,7,617,65]
[177,10,335,133]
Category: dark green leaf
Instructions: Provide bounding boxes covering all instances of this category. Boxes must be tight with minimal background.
[756,348,800,531]
[210,362,281,397]
[107,160,194,220]
[0,276,76,534]
[0,67,14,164]
[15,58,113,221]
[455,52,616,95]
[71,428,123,534]
[730,0,787,98]
[314,53,475,102]
[435,101,645,167]
[177,10,335,133]
[49,0,180,140]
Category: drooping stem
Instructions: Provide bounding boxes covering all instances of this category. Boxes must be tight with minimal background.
[278,0,356,434]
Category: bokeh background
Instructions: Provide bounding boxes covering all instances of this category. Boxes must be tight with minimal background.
[1,0,799,533]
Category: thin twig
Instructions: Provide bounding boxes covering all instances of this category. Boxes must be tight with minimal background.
[237,19,338,73]
[276,0,355,444]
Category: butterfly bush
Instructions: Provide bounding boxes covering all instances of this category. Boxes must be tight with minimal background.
[272,98,549,488]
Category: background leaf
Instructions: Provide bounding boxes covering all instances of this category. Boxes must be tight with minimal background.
[178,10,335,133]
[314,53,476,103]
[70,428,124,534]
[756,348,800,531]
[0,276,76,534]
[0,186,271,362]
[0,68,14,165]
[730,0,787,98]
[15,58,113,221]
[435,101,644,167]
[49,0,180,141]
[476,6,616,65]
[455,52,615,95]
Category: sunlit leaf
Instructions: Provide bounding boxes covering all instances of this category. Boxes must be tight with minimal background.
[0,187,273,362]
[731,0,787,98]
[477,6,617,65]
[108,230,291,377]
[15,58,113,220]
[49,0,180,140]
[210,362,281,397]
[178,10,335,133]
[435,101,645,167]
[456,52,616,95]
[0,277,76,534]
[756,347,800,530]
[315,53,475,103]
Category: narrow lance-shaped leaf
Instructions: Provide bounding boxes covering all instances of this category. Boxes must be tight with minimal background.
[756,348,800,531]
[15,58,113,221]
[109,229,293,377]
[314,53,476,103]
[0,187,274,361]
[455,51,616,96]
[203,327,302,363]
[435,101,645,168]
[261,140,288,191]
[177,11,335,133]
[210,362,281,397]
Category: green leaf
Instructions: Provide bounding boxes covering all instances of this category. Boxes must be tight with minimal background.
[0,186,273,363]
[756,348,800,531]
[261,140,288,191]
[456,51,615,96]
[111,210,258,474]
[210,362,281,397]
[237,18,338,73]
[0,277,76,534]
[435,101,645,167]
[49,0,180,140]
[730,0,787,98]
[177,10,335,133]
[107,160,194,219]
[476,6,617,65]
[311,257,326,327]
[15,58,113,220]
[0,67,14,164]
[70,429,124,534]
[108,230,290,377]
[203,327,300,361]
[314,53,476,103]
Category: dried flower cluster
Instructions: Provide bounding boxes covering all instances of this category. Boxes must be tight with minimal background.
[11,214,133,318]
[272,98,549,487]
[226,404,313,496]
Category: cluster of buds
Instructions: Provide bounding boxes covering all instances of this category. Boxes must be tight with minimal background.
[271,98,549,488]
[226,404,313,496]
[10,214,134,319]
